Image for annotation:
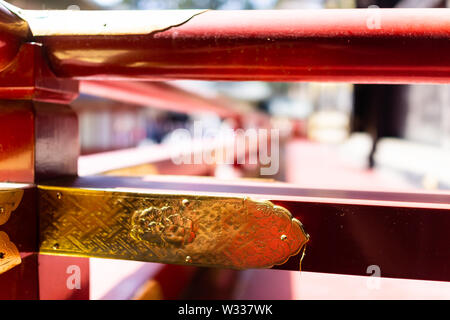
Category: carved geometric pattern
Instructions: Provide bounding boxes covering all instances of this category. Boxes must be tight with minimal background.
[39,186,309,269]
[0,189,23,274]
[0,231,21,275]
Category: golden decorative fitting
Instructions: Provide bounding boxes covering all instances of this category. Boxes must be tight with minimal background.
[0,189,24,226]
[0,188,24,274]
[39,186,309,269]
[132,280,163,300]
[0,231,21,275]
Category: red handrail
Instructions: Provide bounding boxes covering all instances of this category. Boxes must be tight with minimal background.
[28,9,450,83]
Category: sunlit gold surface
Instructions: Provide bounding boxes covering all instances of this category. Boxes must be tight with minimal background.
[0,231,21,274]
[0,188,24,274]
[39,186,309,269]
[0,188,24,226]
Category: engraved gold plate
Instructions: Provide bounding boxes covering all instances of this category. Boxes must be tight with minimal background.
[39,186,309,269]
[0,189,24,226]
[0,231,21,274]
[0,188,23,274]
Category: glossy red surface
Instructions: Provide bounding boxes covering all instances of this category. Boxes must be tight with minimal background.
[34,102,79,182]
[0,186,37,253]
[0,187,38,300]
[0,37,80,298]
[37,9,450,83]
[0,7,448,298]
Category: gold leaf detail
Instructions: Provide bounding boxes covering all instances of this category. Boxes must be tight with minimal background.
[0,231,21,274]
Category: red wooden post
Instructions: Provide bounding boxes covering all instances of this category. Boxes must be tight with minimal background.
[0,15,88,298]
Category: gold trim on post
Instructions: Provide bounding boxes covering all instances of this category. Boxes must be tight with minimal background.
[39,186,309,269]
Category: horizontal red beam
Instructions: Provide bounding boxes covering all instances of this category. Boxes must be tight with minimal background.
[28,9,450,83]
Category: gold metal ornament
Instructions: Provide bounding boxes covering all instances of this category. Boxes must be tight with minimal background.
[0,189,24,226]
[39,186,309,269]
[0,231,21,274]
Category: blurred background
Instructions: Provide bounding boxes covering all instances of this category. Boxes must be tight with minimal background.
[10,0,450,299]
